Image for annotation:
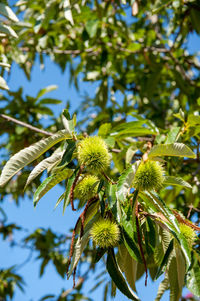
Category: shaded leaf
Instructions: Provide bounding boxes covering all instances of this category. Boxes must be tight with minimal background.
[106,248,140,301]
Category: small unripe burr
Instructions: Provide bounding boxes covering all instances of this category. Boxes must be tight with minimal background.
[179,223,196,247]
[133,160,164,191]
[90,219,120,248]
[77,136,110,172]
[74,174,99,201]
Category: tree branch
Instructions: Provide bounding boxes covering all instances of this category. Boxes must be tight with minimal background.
[0,114,53,136]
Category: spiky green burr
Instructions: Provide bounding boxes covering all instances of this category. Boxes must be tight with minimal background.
[74,174,99,201]
[90,219,120,248]
[133,160,164,191]
[179,223,196,247]
[77,136,110,172]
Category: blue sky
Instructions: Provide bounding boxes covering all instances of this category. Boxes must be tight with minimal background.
[1,29,200,301]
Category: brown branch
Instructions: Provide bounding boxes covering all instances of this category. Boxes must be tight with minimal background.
[0,113,53,136]
[135,201,148,286]
[70,165,84,211]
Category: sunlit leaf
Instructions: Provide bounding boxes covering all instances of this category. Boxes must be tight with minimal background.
[33,168,74,207]
[148,143,196,159]
[0,130,71,187]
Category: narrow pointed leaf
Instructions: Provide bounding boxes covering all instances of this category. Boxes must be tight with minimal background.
[156,239,174,279]
[164,176,192,189]
[148,143,196,159]
[33,169,74,207]
[0,3,19,22]
[186,261,200,297]
[116,161,140,202]
[118,244,138,292]
[155,275,169,301]
[62,172,76,214]
[106,248,140,300]
[0,24,18,37]
[25,151,63,187]
[36,85,58,99]
[0,130,71,187]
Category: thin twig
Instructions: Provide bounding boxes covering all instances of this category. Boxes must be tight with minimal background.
[0,113,52,136]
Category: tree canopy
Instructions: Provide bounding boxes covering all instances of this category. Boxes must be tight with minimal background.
[0,1,200,300]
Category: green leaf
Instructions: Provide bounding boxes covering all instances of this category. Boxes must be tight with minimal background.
[152,0,173,13]
[25,151,63,188]
[117,244,138,292]
[36,85,58,99]
[33,168,74,207]
[175,246,185,290]
[106,248,140,301]
[186,260,200,297]
[98,123,111,138]
[144,192,191,269]
[63,0,74,25]
[165,127,180,144]
[190,8,200,34]
[62,110,75,135]
[156,239,174,279]
[163,176,192,189]
[155,275,169,301]
[168,255,182,301]
[38,98,62,105]
[187,114,200,126]
[62,172,76,214]
[113,128,157,138]
[0,24,18,38]
[0,75,9,90]
[54,191,65,210]
[116,161,140,202]
[53,141,76,173]
[106,183,117,210]
[0,3,19,22]
[85,19,99,38]
[122,229,142,263]
[148,143,196,159]
[0,130,71,187]
[68,212,100,278]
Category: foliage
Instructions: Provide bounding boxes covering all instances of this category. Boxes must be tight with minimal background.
[0,0,200,300]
